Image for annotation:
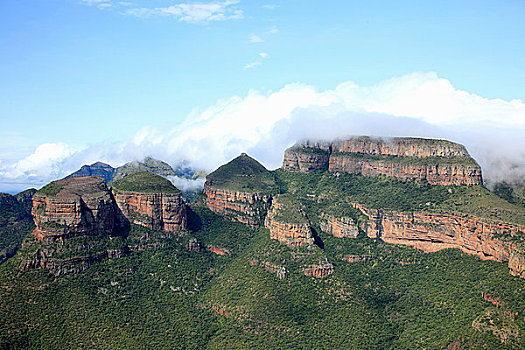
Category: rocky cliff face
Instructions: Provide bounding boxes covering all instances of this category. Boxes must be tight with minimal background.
[203,153,278,227]
[303,260,334,278]
[23,176,129,275]
[204,185,272,227]
[282,136,483,186]
[353,203,525,277]
[111,172,187,234]
[264,194,314,247]
[113,191,186,233]
[319,213,359,238]
[32,177,126,242]
[331,136,469,158]
[328,155,482,186]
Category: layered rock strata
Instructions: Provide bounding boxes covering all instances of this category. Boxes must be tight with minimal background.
[111,172,187,234]
[319,213,359,238]
[204,185,272,227]
[113,191,186,233]
[264,194,314,247]
[282,136,483,186]
[303,260,334,278]
[25,176,129,275]
[31,177,126,242]
[203,153,278,227]
[353,203,525,278]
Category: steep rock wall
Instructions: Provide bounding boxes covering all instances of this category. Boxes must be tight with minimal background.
[353,203,525,277]
[319,213,359,238]
[328,155,482,186]
[282,137,483,186]
[31,177,125,242]
[203,184,272,227]
[331,137,469,158]
[25,176,128,274]
[113,191,187,233]
[264,195,314,247]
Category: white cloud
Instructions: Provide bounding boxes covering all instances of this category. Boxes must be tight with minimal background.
[2,143,74,183]
[243,61,262,70]
[2,72,525,193]
[259,52,269,59]
[249,34,263,43]
[263,4,278,10]
[267,26,278,34]
[167,176,206,193]
[126,0,243,23]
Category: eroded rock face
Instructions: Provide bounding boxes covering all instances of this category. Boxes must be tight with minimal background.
[282,136,483,186]
[24,176,129,275]
[264,195,314,247]
[331,137,469,158]
[319,213,359,238]
[353,203,525,277]
[32,177,126,242]
[328,155,482,186]
[303,260,334,278]
[113,191,187,233]
[204,184,272,227]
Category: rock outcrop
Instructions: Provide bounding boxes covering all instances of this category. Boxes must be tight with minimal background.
[319,213,359,238]
[23,176,129,275]
[264,194,314,247]
[112,172,187,234]
[204,153,278,227]
[31,176,126,242]
[353,203,525,278]
[303,260,334,277]
[283,136,483,186]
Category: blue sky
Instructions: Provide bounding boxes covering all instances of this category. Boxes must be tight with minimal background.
[1,0,525,192]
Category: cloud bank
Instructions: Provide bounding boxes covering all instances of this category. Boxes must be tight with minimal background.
[2,72,525,193]
[125,0,243,23]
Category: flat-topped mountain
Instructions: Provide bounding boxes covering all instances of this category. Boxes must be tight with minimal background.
[2,135,525,349]
[112,172,187,233]
[283,136,483,186]
[203,153,278,227]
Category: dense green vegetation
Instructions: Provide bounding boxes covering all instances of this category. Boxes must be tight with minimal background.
[206,154,279,194]
[37,180,65,197]
[112,172,181,194]
[493,183,525,209]
[271,194,309,224]
[0,193,34,265]
[273,169,525,226]
[2,197,524,349]
[2,160,525,349]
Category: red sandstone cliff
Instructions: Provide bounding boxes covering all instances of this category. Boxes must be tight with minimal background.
[352,203,525,278]
[203,184,272,227]
[264,194,314,247]
[319,213,359,238]
[303,260,334,278]
[282,136,483,186]
[113,190,187,233]
[328,155,482,186]
[31,177,125,242]
[25,176,128,275]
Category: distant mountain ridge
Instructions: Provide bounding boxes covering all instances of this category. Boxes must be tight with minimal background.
[66,157,177,184]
